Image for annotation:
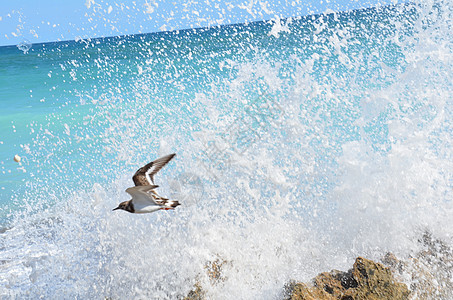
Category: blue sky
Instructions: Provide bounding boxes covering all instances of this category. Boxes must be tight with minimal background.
[0,0,403,46]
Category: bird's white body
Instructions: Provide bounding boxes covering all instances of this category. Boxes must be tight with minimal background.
[133,205,161,214]
[126,186,171,213]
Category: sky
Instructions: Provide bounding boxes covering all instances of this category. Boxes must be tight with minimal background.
[0,0,403,46]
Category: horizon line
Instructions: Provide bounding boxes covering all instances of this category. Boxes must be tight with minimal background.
[0,2,410,48]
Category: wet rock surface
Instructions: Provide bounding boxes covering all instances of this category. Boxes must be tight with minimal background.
[185,257,410,300]
[284,257,410,300]
[185,233,453,299]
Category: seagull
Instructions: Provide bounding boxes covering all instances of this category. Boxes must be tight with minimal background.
[113,153,180,214]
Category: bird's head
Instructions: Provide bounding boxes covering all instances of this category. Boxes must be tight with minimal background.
[112,201,128,212]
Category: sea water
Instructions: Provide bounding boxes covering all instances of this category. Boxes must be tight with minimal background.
[1,2,452,299]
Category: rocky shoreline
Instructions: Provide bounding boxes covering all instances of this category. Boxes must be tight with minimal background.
[283,257,409,300]
[184,257,410,300]
[184,233,453,300]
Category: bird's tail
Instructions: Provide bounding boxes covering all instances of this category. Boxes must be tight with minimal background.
[161,200,180,210]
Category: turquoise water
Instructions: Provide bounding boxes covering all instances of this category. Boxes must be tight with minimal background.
[1,3,452,298]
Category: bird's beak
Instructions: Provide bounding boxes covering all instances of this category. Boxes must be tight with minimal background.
[112,207,120,211]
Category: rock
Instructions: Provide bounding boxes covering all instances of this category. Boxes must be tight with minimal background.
[285,257,410,300]
[284,281,336,300]
[185,255,445,299]
[350,257,410,299]
[184,283,205,300]
[205,259,226,283]
[184,259,227,300]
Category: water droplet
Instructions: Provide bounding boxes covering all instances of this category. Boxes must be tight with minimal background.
[17,40,32,54]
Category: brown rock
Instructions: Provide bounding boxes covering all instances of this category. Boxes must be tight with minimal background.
[185,257,412,299]
[205,259,226,283]
[285,257,410,300]
[184,283,205,300]
[349,257,410,299]
[284,281,336,300]
[184,259,227,300]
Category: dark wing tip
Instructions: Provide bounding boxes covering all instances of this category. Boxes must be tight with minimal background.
[164,153,176,161]
[132,153,177,186]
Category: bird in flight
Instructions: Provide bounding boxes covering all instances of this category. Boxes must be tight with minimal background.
[113,153,180,214]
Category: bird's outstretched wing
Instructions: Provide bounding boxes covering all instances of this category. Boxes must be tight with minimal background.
[132,153,176,186]
[125,185,159,206]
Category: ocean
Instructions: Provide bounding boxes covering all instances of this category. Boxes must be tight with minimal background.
[1,2,452,298]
